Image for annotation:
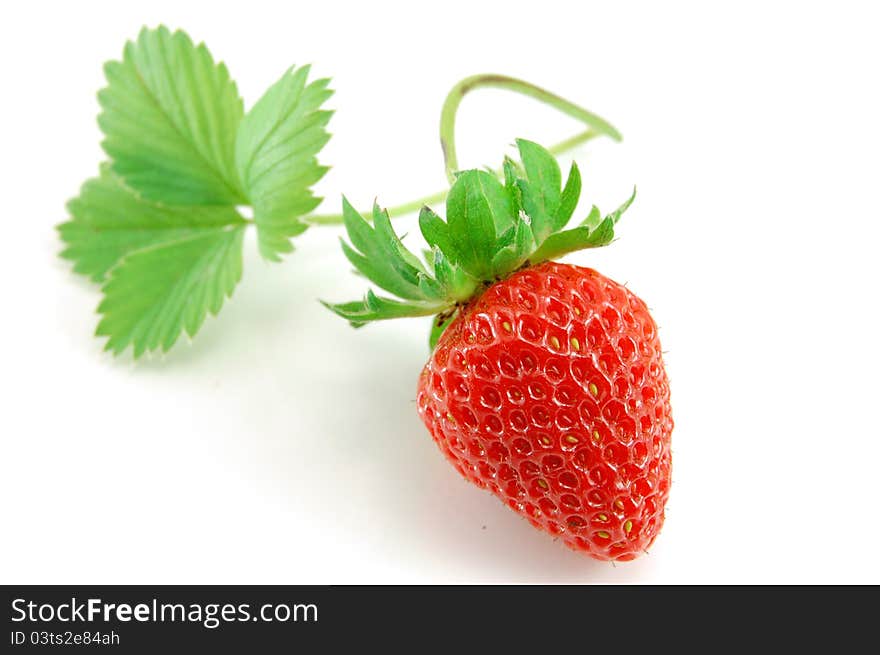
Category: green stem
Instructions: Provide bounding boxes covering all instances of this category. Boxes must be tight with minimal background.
[304,132,598,226]
[305,190,448,226]
[303,74,621,226]
[439,74,622,184]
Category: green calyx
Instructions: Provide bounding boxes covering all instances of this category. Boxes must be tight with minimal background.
[324,139,635,341]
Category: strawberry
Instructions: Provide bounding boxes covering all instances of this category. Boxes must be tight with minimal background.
[417,262,671,560]
[326,139,671,561]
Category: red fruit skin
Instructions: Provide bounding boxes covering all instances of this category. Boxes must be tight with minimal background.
[416,261,672,561]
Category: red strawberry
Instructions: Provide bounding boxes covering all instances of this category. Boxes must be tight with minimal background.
[416,262,671,560]
[326,138,672,560]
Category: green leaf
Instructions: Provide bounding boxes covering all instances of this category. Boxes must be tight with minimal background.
[59,166,245,283]
[235,66,333,261]
[96,226,245,357]
[99,26,244,205]
[515,139,562,242]
[322,290,442,326]
[445,170,514,279]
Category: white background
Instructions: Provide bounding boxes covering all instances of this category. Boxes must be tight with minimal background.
[1,0,878,584]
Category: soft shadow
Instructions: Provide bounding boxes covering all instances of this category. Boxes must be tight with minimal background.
[304,325,654,582]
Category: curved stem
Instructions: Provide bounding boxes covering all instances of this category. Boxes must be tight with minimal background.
[304,74,621,226]
[545,128,602,158]
[439,74,622,184]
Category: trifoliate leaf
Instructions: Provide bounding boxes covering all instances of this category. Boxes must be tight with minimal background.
[235,66,333,261]
[59,166,245,282]
[63,26,342,358]
[99,26,245,205]
[96,226,245,357]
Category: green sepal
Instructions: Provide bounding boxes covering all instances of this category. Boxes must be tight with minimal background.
[445,170,515,279]
[429,308,460,350]
[555,162,582,230]
[530,218,615,263]
[606,186,637,225]
[502,157,522,191]
[432,248,478,302]
[531,188,636,263]
[419,205,455,258]
[340,198,431,301]
[421,248,435,268]
[491,212,535,272]
[322,290,443,327]
[515,138,562,243]
[582,205,603,230]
